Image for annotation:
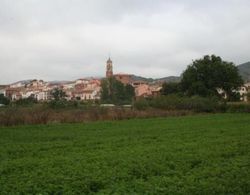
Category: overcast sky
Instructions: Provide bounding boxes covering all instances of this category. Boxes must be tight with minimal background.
[0,0,250,84]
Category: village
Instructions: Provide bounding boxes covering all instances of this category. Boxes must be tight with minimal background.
[0,57,250,103]
[0,58,163,102]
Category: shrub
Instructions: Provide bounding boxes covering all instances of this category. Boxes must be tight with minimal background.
[226,103,250,113]
[15,96,37,106]
[48,100,68,109]
[134,95,221,113]
[177,96,220,112]
[133,98,149,110]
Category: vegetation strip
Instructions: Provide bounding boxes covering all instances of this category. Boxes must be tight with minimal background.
[0,114,250,194]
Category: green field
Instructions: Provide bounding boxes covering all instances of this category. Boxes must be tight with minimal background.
[0,114,250,194]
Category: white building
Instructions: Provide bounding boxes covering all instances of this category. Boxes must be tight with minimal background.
[34,91,50,101]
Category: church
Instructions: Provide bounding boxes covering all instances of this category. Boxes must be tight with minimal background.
[105,57,133,85]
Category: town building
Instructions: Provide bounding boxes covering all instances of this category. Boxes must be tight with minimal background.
[105,57,133,85]
[106,58,113,78]
[1,77,101,102]
[5,88,23,100]
[114,73,133,85]
[105,57,162,98]
[217,83,250,102]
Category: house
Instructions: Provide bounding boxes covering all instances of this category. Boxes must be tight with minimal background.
[5,88,22,100]
[75,79,90,85]
[132,80,148,88]
[34,90,50,101]
[26,79,45,88]
[135,84,152,98]
[62,82,75,90]
[114,73,133,85]
[238,86,248,101]
[73,84,101,100]
[150,86,162,97]
[217,83,250,101]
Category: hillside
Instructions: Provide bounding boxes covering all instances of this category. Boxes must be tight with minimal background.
[132,75,181,83]
[131,75,154,83]
[238,62,250,82]
[155,76,181,83]
[133,61,250,84]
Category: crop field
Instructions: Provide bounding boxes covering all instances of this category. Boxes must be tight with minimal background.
[0,114,250,194]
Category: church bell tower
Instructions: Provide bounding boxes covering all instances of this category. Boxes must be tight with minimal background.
[106,57,113,78]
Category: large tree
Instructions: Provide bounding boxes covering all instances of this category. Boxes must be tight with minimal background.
[100,77,135,104]
[180,55,243,99]
[50,88,67,101]
[161,82,181,96]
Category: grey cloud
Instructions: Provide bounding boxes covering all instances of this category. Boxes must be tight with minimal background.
[0,0,250,84]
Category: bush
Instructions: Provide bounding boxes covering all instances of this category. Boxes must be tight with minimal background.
[0,106,51,126]
[133,98,150,110]
[177,96,220,112]
[47,100,98,109]
[15,97,37,106]
[226,103,250,113]
[134,95,222,113]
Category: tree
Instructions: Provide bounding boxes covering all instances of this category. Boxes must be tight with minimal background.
[49,88,67,109]
[125,84,135,102]
[112,78,125,103]
[100,77,135,104]
[180,55,243,100]
[100,79,111,103]
[161,82,181,95]
[0,94,10,105]
[50,88,66,101]
[15,96,37,106]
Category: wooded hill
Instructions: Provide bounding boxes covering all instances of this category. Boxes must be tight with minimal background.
[238,62,250,82]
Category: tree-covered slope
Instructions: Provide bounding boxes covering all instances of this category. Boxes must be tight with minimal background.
[238,62,250,82]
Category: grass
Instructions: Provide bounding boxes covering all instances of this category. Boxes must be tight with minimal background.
[0,113,250,194]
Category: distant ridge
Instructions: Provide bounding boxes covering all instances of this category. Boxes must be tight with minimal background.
[238,62,250,82]
[131,75,154,82]
[132,61,250,83]
[10,79,33,85]
[4,62,250,86]
[131,75,181,83]
[48,80,72,85]
[154,76,181,83]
